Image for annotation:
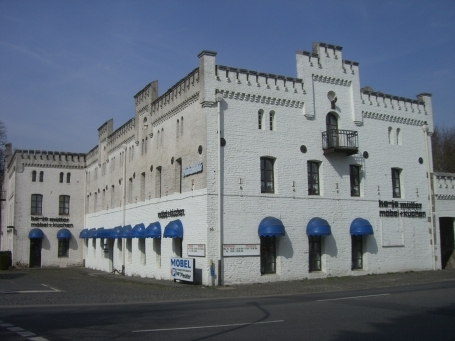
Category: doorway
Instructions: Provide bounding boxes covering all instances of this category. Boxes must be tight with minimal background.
[29,239,42,268]
[440,217,455,269]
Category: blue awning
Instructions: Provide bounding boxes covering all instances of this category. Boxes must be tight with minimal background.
[258,217,285,237]
[131,223,146,238]
[118,225,133,238]
[93,227,105,238]
[306,217,332,236]
[87,228,97,238]
[109,226,123,239]
[57,228,71,239]
[29,228,44,239]
[79,229,89,239]
[145,222,161,238]
[100,228,112,238]
[163,220,183,238]
[350,218,374,236]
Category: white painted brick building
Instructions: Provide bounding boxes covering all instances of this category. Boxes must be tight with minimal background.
[1,145,86,267]
[2,42,453,284]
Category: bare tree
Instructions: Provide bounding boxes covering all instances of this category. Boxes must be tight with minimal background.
[432,125,455,173]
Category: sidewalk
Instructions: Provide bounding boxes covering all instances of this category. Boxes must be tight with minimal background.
[1,266,454,307]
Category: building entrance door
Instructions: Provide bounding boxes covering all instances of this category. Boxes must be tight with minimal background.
[440,217,455,269]
[29,239,42,268]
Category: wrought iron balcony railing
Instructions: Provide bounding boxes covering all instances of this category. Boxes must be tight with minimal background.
[322,129,359,156]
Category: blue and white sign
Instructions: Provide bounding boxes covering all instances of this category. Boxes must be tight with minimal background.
[183,162,203,177]
[170,257,195,282]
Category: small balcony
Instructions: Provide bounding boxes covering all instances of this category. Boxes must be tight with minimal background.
[322,129,359,156]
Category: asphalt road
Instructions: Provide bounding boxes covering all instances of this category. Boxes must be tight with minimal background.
[1,279,454,341]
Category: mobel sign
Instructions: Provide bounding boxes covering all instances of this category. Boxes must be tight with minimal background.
[378,200,426,218]
[30,216,74,228]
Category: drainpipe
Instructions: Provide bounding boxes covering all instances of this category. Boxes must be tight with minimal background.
[216,92,223,286]
[122,144,127,275]
[422,122,436,270]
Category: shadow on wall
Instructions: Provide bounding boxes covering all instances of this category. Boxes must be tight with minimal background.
[41,236,50,251]
[280,235,294,259]
[326,234,338,258]
[368,235,379,255]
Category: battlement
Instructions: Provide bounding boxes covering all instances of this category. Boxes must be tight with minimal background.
[296,42,359,77]
[216,65,304,91]
[97,119,113,139]
[360,86,430,113]
[148,67,199,122]
[107,118,135,150]
[7,148,85,170]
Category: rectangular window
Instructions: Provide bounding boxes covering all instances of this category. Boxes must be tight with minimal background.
[350,165,361,197]
[140,172,145,201]
[31,194,43,215]
[127,239,132,263]
[392,168,401,198]
[59,172,64,183]
[269,111,274,131]
[260,157,274,193]
[307,161,320,195]
[156,166,162,198]
[173,238,182,257]
[32,171,37,182]
[309,236,321,272]
[351,235,363,270]
[59,195,70,215]
[260,236,276,274]
[176,159,182,194]
[66,173,71,184]
[39,171,44,182]
[58,239,70,257]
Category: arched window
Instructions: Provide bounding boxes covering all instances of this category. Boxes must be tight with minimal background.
[258,110,264,130]
[396,128,401,145]
[388,127,393,144]
[157,131,160,149]
[181,117,184,136]
[269,111,275,131]
[326,113,338,148]
[66,173,71,183]
[161,128,164,146]
[32,170,37,182]
[59,172,64,183]
[176,119,180,138]
[39,171,44,182]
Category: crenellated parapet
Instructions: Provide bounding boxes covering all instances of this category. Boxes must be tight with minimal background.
[149,68,200,126]
[216,65,304,93]
[106,118,135,153]
[7,148,86,171]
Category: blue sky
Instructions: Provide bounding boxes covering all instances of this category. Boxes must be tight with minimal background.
[1,0,454,152]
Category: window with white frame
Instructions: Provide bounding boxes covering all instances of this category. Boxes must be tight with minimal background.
[59,195,70,215]
[260,157,275,193]
[31,194,43,215]
[392,168,402,198]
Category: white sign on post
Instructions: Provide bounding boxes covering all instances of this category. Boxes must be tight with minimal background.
[187,244,205,257]
[223,244,260,257]
[170,257,195,283]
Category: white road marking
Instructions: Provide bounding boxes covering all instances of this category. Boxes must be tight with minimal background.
[29,337,49,341]
[0,323,14,327]
[11,284,61,294]
[8,326,24,331]
[317,293,390,302]
[133,320,284,333]
[17,331,36,337]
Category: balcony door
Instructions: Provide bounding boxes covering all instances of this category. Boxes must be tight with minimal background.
[326,113,338,148]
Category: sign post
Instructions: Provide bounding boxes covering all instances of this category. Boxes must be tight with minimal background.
[170,257,195,283]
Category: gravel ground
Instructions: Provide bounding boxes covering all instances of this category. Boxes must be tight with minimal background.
[1,266,454,306]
